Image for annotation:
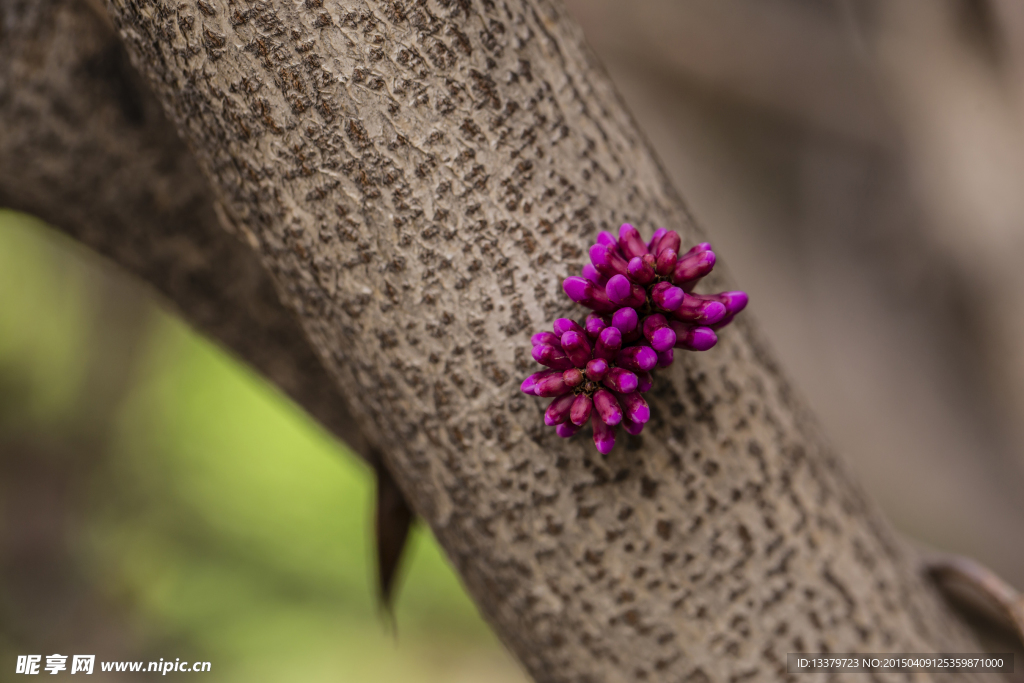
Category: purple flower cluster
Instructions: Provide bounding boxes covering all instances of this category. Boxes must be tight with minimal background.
[521,224,748,454]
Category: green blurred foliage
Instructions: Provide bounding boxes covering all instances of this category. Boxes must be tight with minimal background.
[0,210,528,682]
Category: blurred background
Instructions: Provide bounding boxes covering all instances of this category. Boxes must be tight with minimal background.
[4,0,1024,680]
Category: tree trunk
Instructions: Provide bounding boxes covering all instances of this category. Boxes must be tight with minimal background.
[4,0,990,679]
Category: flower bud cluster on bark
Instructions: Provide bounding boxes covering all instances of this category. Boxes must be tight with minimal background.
[521,225,748,453]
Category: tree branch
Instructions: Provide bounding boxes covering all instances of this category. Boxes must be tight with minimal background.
[5,0,995,678]
[0,0,373,460]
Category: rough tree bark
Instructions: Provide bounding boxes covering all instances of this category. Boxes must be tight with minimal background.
[2,0,994,680]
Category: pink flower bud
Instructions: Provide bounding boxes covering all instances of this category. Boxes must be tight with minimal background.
[648,227,668,253]
[544,393,575,426]
[531,331,560,347]
[595,326,622,361]
[671,295,726,325]
[554,318,586,337]
[563,276,618,313]
[618,223,649,259]
[593,389,623,426]
[585,314,610,338]
[672,249,715,289]
[655,248,677,276]
[651,281,684,311]
[589,243,629,278]
[521,369,561,395]
[592,412,616,454]
[563,368,584,387]
[560,331,593,368]
[612,307,638,335]
[570,394,593,426]
[616,391,650,423]
[532,344,575,370]
[655,230,680,256]
[602,367,638,393]
[585,358,609,381]
[556,422,580,438]
[606,274,633,304]
[637,371,653,393]
[642,313,677,352]
[669,321,718,351]
[534,374,570,397]
[615,346,658,372]
[581,263,607,285]
[621,416,645,436]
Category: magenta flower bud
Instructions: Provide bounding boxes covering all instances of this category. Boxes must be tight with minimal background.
[618,223,649,259]
[563,276,590,303]
[589,243,629,278]
[554,318,586,337]
[585,314,609,338]
[648,227,668,253]
[592,412,616,454]
[716,290,749,315]
[616,391,650,424]
[595,326,622,361]
[593,389,623,426]
[521,369,561,395]
[563,276,617,313]
[535,373,570,397]
[556,421,580,438]
[602,367,638,393]
[642,313,677,352]
[672,250,715,289]
[671,295,727,325]
[570,394,593,426]
[621,416,645,436]
[630,284,648,308]
[523,225,746,453]
[655,230,681,256]
[531,331,560,347]
[563,367,584,387]
[669,320,718,351]
[685,290,748,327]
[605,274,633,304]
[627,256,656,285]
[655,248,677,276]
[637,371,653,393]
[585,358,609,381]
[532,344,575,370]
[611,307,638,335]
[581,263,606,285]
[544,393,575,426]
[651,281,685,311]
[616,346,658,372]
[560,331,593,367]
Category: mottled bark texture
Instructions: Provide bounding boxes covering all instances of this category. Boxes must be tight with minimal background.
[0,0,371,459]
[5,0,989,680]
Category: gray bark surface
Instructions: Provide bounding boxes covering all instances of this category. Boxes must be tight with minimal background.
[3,0,990,680]
[0,0,371,459]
